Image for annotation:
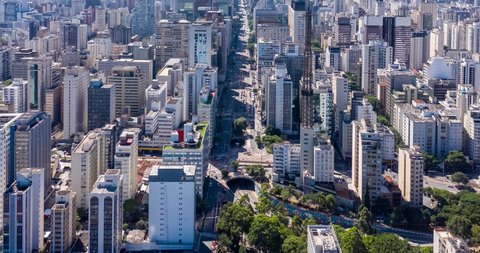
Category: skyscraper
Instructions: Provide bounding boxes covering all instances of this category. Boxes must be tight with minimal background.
[132,0,155,38]
[383,17,411,66]
[265,63,295,134]
[183,64,217,121]
[361,40,393,95]
[2,168,45,252]
[51,190,77,253]
[313,139,334,183]
[333,16,352,49]
[0,47,11,81]
[88,169,123,253]
[61,22,79,49]
[148,165,196,248]
[88,79,115,130]
[352,119,383,208]
[0,113,22,231]
[63,66,89,138]
[189,20,213,67]
[72,130,106,208]
[114,128,139,200]
[398,146,424,208]
[14,111,52,190]
[27,56,53,111]
[288,0,307,49]
[108,66,147,117]
[154,19,190,72]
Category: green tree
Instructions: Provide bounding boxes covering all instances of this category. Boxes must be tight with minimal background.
[326,194,337,214]
[451,172,469,185]
[340,227,368,253]
[217,203,254,250]
[77,207,88,222]
[136,220,148,230]
[123,199,139,222]
[363,233,412,253]
[280,186,293,201]
[221,168,229,179]
[233,117,248,135]
[471,225,480,245]
[245,165,266,180]
[282,235,307,253]
[444,151,469,172]
[423,152,439,172]
[217,233,233,253]
[447,215,472,239]
[365,95,384,115]
[231,160,240,172]
[248,214,289,252]
[266,125,282,136]
[355,207,376,235]
[256,196,274,214]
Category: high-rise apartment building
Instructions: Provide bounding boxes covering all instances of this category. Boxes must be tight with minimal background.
[382,16,411,66]
[0,113,22,231]
[63,66,89,138]
[162,122,210,197]
[333,16,352,49]
[460,59,480,92]
[352,119,383,208]
[2,168,44,252]
[315,83,334,135]
[62,22,79,49]
[14,111,52,190]
[287,0,306,50]
[51,190,77,253]
[101,124,118,170]
[72,130,106,208]
[154,19,190,72]
[148,165,196,248]
[273,143,301,178]
[361,40,393,95]
[114,128,139,200]
[88,169,123,253]
[183,64,217,121]
[132,0,155,38]
[88,79,115,130]
[108,66,147,117]
[410,31,430,70]
[332,75,348,132]
[464,104,480,168]
[0,47,11,81]
[3,79,28,113]
[189,20,213,67]
[398,146,424,208]
[265,63,295,134]
[313,139,334,183]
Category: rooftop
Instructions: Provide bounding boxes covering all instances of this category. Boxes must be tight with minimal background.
[163,122,208,150]
[307,225,341,253]
[91,169,122,194]
[149,165,196,182]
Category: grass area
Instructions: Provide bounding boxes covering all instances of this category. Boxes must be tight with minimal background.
[163,122,208,150]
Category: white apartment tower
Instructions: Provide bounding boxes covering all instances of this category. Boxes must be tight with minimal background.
[361,40,393,95]
[189,20,213,67]
[148,165,196,249]
[313,139,334,183]
[51,190,77,253]
[114,128,140,200]
[332,75,348,132]
[71,130,106,208]
[265,63,295,134]
[352,119,383,208]
[88,169,123,253]
[63,66,89,139]
[2,168,44,252]
[273,143,301,178]
[183,64,218,121]
[464,104,480,167]
[398,146,424,208]
[3,79,27,113]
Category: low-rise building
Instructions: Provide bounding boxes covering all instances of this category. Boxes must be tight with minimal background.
[307,225,342,253]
